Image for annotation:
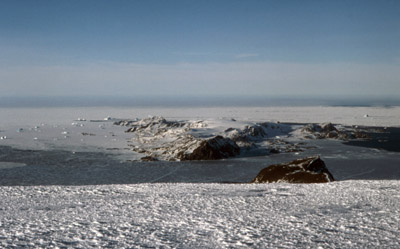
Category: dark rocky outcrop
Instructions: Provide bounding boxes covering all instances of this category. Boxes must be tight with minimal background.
[140,156,158,162]
[81,132,96,136]
[233,124,268,141]
[179,136,240,161]
[320,123,338,133]
[251,156,334,183]
[302,122,370,140]
[302,123,339,139]
[302,123,338,133]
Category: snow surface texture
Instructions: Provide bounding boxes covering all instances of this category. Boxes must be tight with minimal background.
[1,181,399,248]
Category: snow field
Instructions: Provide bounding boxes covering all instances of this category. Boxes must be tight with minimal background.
[1,181,399,248]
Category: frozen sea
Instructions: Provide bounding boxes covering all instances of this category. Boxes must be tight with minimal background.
[1,102,400,248]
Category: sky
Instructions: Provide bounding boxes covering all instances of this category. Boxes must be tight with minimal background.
[0,0,399,98]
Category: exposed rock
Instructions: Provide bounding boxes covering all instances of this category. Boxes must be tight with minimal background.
[269,148,280,154]
[141,156,158,162]
[113,119,139,126]
[320,123,338,133]
[237,124,268,141]
[81,132,96,136]
[226,122,289,142]
[353,132,370,139]
[224,122,292,155]
[179,136,240,160]
[301,124,320,133]
[251,156,334,183]
[301,122,370,140]
[302,122,337,133]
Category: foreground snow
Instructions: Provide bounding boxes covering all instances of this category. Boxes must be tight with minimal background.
[1,181,399,248]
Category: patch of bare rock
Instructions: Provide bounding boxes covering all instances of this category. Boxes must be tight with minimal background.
[251,156,335,183]
[178,136,240,160]
[301,122,370,140]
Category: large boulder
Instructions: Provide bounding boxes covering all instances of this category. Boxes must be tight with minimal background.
[179,136,240,160]
[251,156,334,183]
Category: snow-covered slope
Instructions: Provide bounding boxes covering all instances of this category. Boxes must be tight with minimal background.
[1,181,399,248]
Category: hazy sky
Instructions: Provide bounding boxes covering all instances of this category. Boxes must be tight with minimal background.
[1,0,399,97]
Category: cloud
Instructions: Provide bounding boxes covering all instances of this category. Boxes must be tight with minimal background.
[0,61,399,97]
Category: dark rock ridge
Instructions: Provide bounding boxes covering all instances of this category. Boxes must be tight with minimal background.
[251,156,335,183]
[228,124,268,142]
[302,123,370,140]
[225,122,299,154]
[178,136,240,160]
[140,156,158,162]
